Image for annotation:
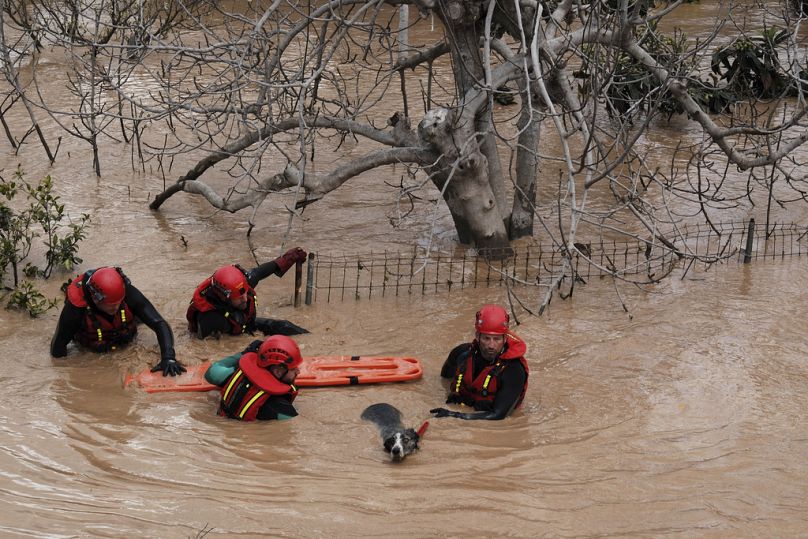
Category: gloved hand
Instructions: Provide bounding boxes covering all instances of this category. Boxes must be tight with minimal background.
[254,318,309,336]
[274,247,307,277]
[151,357,187,377]
[445,393,463,405]
[430,407,460,419]
[241,339,264,355]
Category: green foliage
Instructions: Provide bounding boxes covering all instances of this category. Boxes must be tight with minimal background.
[600,0,699,17]
[709,27,793,110]
[26,175,90,278]
[5,281,59,317]
[601,0,657,17]
[494,85,517,106]
[0,167,91,317]
[575,24,692,120]
[576,18,799,119]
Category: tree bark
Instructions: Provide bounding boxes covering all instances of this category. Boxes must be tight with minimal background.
[419,107,510,251]
[477,118,509,225]
[429,0,510,251]
[510,85,541,239]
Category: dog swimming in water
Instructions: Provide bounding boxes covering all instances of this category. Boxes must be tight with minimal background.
[361,403,428,461]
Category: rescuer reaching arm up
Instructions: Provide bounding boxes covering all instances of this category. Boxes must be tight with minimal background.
[186,248,309,339]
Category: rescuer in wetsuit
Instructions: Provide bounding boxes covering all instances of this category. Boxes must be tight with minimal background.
[186,247,309,339]
[50,266,186,377]
[210,335,303,421]
[430,304,529,420]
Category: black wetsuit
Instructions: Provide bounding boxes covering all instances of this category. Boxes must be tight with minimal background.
[255,396,298,420]
[439,343,527,420]
[50,284,176,362]
[195,260,307,338]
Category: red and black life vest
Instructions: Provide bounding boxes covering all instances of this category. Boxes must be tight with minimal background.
[186,270,257,335]
[218,352,298,421]
[448,334,529,411]
[65,269,137,352]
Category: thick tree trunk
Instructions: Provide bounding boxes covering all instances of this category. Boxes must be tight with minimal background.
[440,0,484,93]
[419,108,510,251]
[510,88,541,239]
[428,0,510,251]
[478,120,509,226]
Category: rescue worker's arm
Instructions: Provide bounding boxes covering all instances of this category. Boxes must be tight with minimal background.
[431,363,527,421]
[204,339,262,386]
[246,247,307,287]
[126,285,186,377]
[253,317,309,336]
[204,353,242,386]
[50,302,84,357]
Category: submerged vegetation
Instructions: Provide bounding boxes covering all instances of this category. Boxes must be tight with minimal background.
[0,168,90,316]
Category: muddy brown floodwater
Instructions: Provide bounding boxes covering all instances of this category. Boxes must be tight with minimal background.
[2,1,808,538]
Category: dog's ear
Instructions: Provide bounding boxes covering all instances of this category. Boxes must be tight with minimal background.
[404,428,420,447]
[383,436,396,452]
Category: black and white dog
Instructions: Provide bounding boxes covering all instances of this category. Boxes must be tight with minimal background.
[361,403,428,461]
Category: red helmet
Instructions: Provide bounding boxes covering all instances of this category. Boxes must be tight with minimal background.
[211,265,247,299]
[475,304,509,335]
[257,335,303,369]
[86,267,125,307]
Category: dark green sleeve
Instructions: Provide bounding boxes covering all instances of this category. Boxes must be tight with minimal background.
[256,395,298,420]
[205,353,242,386]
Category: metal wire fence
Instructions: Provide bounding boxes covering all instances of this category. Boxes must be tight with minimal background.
[299,220,808,304]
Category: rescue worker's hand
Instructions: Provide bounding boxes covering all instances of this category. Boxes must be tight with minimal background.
[254,318,310,336]
[241,339,264,355]
[151,357,187,377]
[430,407,460,418]
[274,247,307,277]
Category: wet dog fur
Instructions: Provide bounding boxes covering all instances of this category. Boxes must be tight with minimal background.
[361,403,420,461]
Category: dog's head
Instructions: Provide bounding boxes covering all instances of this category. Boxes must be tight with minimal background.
[383,428,420,461]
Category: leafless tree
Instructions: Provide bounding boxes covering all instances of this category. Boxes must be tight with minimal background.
[0,0,207,173]
[3,0,808,309]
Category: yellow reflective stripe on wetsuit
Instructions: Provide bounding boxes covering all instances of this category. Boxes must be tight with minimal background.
[482,362,501,392]
[454,373,463,393]
[223,310,247,333]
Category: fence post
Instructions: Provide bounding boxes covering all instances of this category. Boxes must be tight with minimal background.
[294,260,303,307]
[744,218,755,263]
[305,253,315,305]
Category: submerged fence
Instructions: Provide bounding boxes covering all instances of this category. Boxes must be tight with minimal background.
[295,220,808,305]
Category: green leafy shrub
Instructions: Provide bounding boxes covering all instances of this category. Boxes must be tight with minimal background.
[6,281,59,317]
[709,27,793,110]
[574,26,693,120]
[0,167,91,317]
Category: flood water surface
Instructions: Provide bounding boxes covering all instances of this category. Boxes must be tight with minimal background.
[2,1,808,538]
[2,229,807,538]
